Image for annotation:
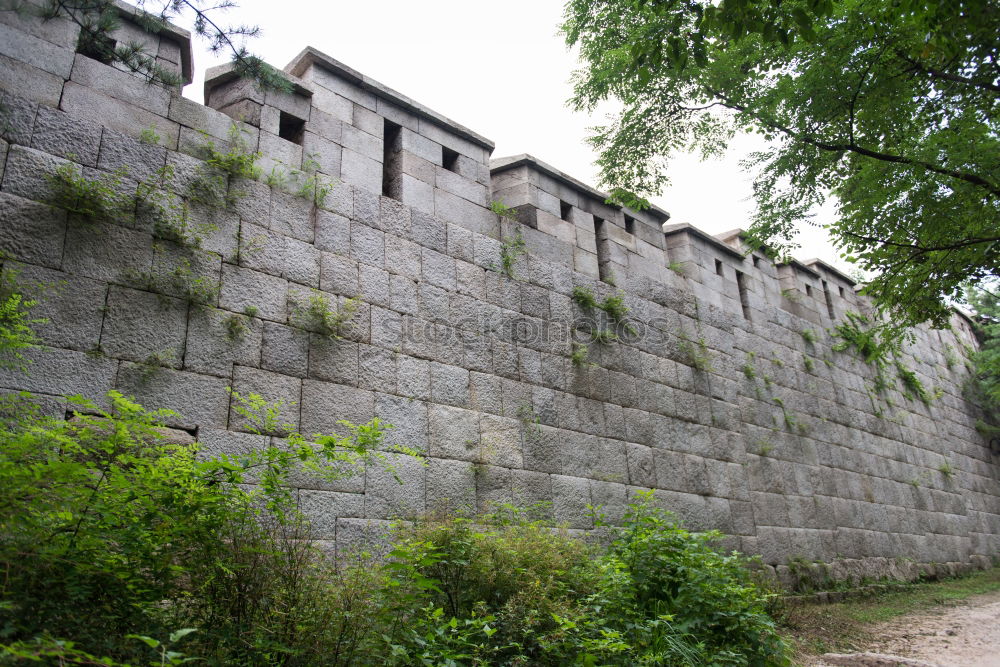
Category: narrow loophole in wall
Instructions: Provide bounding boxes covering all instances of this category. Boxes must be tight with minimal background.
[624,215,636,235]
[382,119,402,199]
[736,270,751,320]
[442,146,459,172]
[278,111,305,145]
[594,216,613,283]
[752,255,760,268]
[822,280,836,319]
[715,259,724,276]
[838,285,845,297]
[805,284,813,297]
[560,200,572,222]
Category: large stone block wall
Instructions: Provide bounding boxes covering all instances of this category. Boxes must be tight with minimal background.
[1,0,998,580]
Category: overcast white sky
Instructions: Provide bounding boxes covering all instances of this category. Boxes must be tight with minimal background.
[181,0,844,268]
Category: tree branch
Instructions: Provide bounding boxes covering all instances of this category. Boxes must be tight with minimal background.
[712,91,1000,198]
[897,51,1000,94]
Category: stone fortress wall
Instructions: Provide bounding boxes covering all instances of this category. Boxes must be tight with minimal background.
[1,0,998,585]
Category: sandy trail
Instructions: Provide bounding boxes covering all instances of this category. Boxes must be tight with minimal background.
[814,590,1000,666]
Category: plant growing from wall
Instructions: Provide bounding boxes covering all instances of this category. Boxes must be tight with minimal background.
[499,228,526,279]
[590,328,619,345]
[129,257,219,307]
[48,162,131,222]
[800,328,818,345]
[296,153,334,207]
[138,126,161,145]
[489,199,520,221]
[292,292,358,339]
[136,166,217,248]
[667,260,687,276]
[678,334,713,372]
[831,311,895,366]
[223,313,248,342]
[598,291,635,334]
[896,362,931,405]
[570,342,590,367]
[572,286,599,311]
[202,123,262,181]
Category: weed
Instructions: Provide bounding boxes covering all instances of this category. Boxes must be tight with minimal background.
[755,440,774,456]
[499,228,526,279]
[780,288,801,303]
[85,343,106,359]
[296,154,334,206]
[743,363,757,380]
[489,199,519,221]
[771,356,785,368]
[590,328,619,345]
[293,292,358,339]
[243,305,259,318]
[202,123,261,180]
[138,126,161,145]
[570,342,590,367]
[139,349,173,382]
[572,286,599,311]
[129,258,219,307]
[896,362,931,404]
[223,314,248,342]
[831,312,894,367]
[136,166,216,248]
[800,328,817,345]
[943,344,959,370]
[48,162,130,222]
[598,292,632,328]
[236,230,267,263]
[804,356,815,372]
[937,462,955,479]
[265,163,289,189]
[679,335,713,372]
[667,261,687,276]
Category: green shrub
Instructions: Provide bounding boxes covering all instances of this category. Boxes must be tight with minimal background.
[380,496,790,666]
[0,388,415,665]
[0,267,44,370]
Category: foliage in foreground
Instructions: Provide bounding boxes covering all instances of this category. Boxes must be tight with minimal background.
[563,0,998,327]
[0,386,789,665]
[967,285,1000,429]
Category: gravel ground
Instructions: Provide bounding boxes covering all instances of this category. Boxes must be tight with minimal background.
[812,590,1000,667]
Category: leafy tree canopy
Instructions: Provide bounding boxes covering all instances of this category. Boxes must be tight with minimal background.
[563,0,999,328]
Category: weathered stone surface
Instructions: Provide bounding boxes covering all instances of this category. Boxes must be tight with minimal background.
[117,362,230,429]
[0,192,65,268]
[101,286,188,368]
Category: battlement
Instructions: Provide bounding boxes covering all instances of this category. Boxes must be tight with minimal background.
[0,1,996,581]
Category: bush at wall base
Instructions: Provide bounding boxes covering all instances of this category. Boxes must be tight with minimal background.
[0,391,789,666]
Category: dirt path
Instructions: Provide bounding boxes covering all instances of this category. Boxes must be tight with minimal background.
[814,590,1000,666]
